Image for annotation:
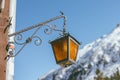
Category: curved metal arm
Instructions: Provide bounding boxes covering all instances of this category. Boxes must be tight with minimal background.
[8,14,66,37]
[7,13,67,57]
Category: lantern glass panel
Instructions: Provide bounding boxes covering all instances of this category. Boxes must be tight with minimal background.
[52,37,68,62]
[70,38,79,61]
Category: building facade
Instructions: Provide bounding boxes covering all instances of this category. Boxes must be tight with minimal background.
[0,0,16,80]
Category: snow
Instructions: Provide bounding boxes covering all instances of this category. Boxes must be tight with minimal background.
[39,24,120,80]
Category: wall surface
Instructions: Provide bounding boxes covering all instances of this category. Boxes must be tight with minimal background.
[0,0,10,80]
[6,0,16,80]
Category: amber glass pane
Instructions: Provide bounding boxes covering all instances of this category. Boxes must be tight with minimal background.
[52,38,68,62]
[70,39,79,61]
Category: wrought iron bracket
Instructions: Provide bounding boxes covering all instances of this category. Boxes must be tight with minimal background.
[7,13,67,58]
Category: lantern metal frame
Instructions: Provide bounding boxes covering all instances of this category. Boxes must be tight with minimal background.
[50,33,80,67]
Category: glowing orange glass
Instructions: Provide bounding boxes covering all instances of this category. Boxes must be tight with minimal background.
[70,39,79,61]
[52,37,68,62]
[50,34,80,67]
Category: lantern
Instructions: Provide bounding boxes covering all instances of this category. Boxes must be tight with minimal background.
[50,33,80,67]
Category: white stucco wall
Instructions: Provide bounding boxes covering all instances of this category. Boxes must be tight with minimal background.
[1,0,5,9]
[6,0,17,80]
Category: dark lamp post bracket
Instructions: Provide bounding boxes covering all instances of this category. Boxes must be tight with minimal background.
[7,13,67,58]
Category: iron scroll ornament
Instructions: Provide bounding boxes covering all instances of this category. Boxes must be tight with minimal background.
[8,13,67,57]
[14,24,63,46]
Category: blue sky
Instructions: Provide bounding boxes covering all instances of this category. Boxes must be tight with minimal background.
[15,0,120,80]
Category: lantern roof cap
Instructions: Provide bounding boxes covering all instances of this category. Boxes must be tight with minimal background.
[50,33,80,45]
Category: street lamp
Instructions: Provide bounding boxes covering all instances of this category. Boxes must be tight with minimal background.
[7,13,80,67]
[50,33,80,67]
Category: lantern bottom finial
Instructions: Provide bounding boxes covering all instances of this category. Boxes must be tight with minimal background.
[59,60,76,67]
